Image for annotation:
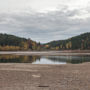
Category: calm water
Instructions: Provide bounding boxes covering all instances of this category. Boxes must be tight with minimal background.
[0,54,90,64]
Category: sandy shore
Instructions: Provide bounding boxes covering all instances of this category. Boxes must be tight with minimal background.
[0,63,90,90]
[0,51,90,56]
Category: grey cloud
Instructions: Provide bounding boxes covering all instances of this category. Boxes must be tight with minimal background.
[0,7,90,43]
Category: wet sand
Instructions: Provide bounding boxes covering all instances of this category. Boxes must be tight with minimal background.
[0,63,90,90]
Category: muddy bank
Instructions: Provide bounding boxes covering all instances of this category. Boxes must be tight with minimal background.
[0,63,90,90]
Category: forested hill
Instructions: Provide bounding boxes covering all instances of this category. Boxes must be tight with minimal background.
[44,32,90,50]
[0,32,90,51]
[0,33,41,51]
[0,34,27,46]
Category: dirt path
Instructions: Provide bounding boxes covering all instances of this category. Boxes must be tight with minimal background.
[0,63,90,90]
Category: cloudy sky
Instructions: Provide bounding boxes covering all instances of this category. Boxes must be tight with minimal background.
[0,0,90,43]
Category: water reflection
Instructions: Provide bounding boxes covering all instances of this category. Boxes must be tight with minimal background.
[45,56,90,64]
[0,55,90,64]
[0,55,40,63]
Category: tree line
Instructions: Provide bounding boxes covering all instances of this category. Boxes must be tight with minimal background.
[44,32,90,50]
[0,34,41,51]
[0,32,89,51]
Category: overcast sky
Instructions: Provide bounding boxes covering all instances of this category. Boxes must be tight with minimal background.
[0,0,90,43]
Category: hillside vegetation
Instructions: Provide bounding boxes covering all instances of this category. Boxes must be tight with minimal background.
[0,34,40,51]
[0,32,89,51]
[44,32,90,50]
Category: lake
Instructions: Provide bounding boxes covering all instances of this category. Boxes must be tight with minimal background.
[0,54,90,64]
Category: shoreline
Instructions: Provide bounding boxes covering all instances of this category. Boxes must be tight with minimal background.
[0,63,90,90]
[0,51,90,56]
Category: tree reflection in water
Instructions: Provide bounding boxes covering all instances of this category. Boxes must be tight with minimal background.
[0,55,41,63]
[0,55,90,64]
[44,56,90,64]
